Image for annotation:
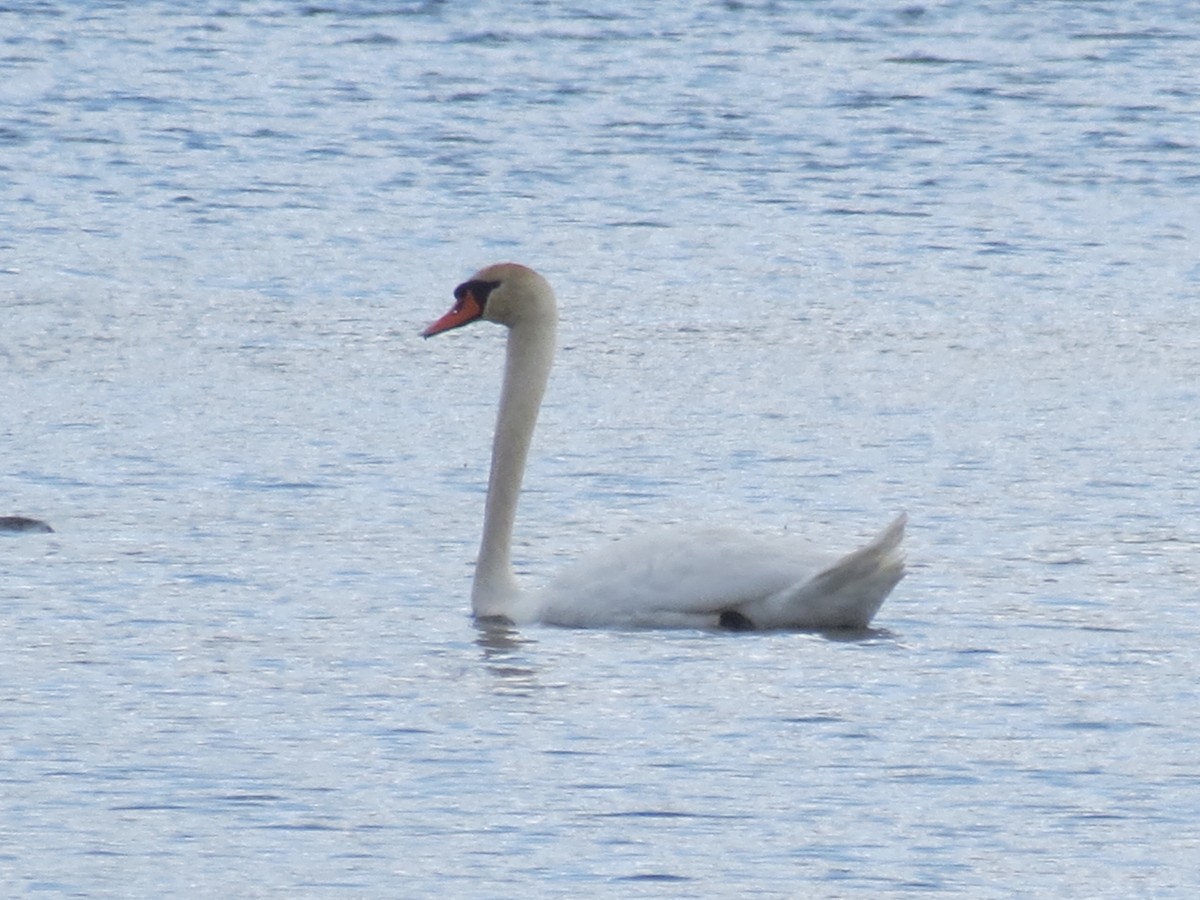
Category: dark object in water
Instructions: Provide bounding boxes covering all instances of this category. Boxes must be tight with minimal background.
[0,516,53,533]
[718,609,755,631]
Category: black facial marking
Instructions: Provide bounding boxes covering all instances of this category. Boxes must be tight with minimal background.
[453,279,502,311]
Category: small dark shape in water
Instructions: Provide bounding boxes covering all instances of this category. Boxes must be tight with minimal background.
[0,516,53,533]
[718,610,755,631]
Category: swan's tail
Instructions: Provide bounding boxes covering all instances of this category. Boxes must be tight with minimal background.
[763,512,907,630]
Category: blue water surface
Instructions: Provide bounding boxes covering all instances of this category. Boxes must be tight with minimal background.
[3,1,1199,896]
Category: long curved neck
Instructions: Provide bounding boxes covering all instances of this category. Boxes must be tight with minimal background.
[472,311,556,618]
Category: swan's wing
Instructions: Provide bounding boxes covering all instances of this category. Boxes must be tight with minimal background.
[537,526,835,628]
[739,512,906,629]
[537,514,907,630]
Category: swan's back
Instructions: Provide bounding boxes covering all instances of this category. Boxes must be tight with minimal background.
[536,514,905,630]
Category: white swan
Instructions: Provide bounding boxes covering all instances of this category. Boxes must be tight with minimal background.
[424,263,906,630]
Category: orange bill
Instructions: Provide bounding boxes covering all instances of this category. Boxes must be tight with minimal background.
[422,290,484,338]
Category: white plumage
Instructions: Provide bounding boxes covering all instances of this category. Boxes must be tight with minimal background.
[424,263,906,630]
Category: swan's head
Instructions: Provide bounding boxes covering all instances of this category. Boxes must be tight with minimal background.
[423,262,557,338]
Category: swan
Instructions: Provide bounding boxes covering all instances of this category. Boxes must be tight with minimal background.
[423,262,906,630]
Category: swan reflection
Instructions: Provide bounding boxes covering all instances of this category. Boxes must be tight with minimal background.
[474,617,539,688]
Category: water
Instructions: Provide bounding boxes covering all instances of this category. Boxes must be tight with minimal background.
[3,1,1199,895]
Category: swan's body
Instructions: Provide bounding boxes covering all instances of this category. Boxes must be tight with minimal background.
[424,263,906,630]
